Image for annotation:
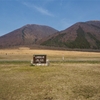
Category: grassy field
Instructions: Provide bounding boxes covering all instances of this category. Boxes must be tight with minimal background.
[0,48,100,100]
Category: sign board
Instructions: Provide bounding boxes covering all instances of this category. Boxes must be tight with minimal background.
[33,55,46,64]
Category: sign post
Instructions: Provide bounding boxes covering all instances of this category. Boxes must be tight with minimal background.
[32,55,49,66]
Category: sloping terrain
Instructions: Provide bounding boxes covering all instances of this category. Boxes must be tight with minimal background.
[41,21,100,49]
[0,24,58,48]
[1,21,100,49]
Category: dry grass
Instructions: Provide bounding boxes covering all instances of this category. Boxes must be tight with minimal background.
[0,49,100,60]
[0,49,100,100]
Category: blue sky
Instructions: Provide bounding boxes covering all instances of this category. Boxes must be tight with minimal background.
[0,0,100,36]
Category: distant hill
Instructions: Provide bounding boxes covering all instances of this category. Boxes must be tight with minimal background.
[1,21,100,50]
[41,21,100,49]
[0,24,58,48]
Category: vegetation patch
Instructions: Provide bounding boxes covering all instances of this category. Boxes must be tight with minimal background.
[41,33,66,47]
[87,32,100,49]
[42,26,91,49]
[65,26,90,48]
[51,60,100,64]
[0,61,29,65]
[73,85,99,99]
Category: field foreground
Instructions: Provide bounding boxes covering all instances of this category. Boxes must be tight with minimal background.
[0,49,100,100]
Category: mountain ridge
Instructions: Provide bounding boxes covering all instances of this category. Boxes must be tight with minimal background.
[41,21,100,49]
[1,21,100,49]
[0,24,58,48]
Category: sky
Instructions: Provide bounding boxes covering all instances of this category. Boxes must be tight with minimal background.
[0,0,100,36]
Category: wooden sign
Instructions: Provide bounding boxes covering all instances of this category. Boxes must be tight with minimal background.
[33,55,46,64]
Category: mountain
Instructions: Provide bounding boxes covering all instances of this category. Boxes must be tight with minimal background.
[0,24,58,48]
[41,21,100,49]
[1,21,100,49]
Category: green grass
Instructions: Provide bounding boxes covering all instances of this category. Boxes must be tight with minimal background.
[0,61,29,64]
[0,61,100,100]
[51,60,100,64]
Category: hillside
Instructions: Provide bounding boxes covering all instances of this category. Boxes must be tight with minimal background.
[41,21,100,49]
[0,24,58,48]
[1,21,100,49]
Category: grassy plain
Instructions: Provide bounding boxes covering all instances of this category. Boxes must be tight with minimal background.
[0,48,100,100]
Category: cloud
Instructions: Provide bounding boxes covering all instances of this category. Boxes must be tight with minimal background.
[23,2,54,17]
[33,5,54,17]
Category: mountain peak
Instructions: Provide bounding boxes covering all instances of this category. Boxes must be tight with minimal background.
[42,21,100,49]
[1,21,100,49]
[0,24,58,48]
